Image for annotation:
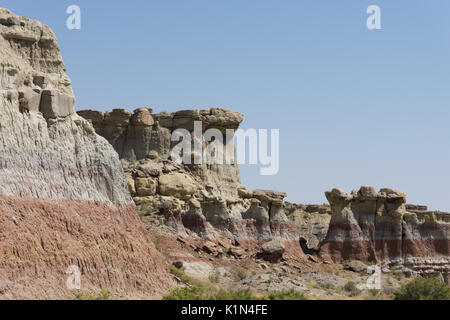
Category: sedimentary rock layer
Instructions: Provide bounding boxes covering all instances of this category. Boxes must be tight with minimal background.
[319,186,450,265]
[0,196,173,299]
[0,8,174,299]
[78,108,299,241]
[0,8,130,205]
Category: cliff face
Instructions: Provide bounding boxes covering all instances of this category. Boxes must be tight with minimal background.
[0,8,130,204]
[0,8,173,299]
[78,108,299,242]
[284,203,331,249]
[319,186,449,280]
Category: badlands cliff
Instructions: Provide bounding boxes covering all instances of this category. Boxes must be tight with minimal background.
[0,7,449,299]
[0,8,173,299]
[77,107,450,283]
[78,108,300,243]
[319,187,449,282]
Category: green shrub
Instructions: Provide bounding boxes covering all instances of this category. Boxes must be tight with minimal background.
[163,286,208,300]
[343,281,360,296]
[136,199,158,217]
[169,266,203,287]
[321,282,334,290]
[368,288,380,297]
[163,287,258,300]
[266,289,308,300]
[213,288,259,300]
[394,277,450,300]
[169,265,186,278]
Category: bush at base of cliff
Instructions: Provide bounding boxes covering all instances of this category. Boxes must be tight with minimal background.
[265,289,308,300]
[163,286,209,300]
[163,286,308,300]
[342,281,361,297]
[394,277,450,300]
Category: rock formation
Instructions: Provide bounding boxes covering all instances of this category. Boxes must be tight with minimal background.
[78,108,299,243]
[319,186,449,282]
[2,7,448,300]
[284,203,331,249]
[0,8,173,299]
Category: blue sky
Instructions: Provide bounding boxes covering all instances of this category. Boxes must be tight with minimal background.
[4,1,450,210]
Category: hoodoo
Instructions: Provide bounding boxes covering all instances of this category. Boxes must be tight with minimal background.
[319,186,449,282]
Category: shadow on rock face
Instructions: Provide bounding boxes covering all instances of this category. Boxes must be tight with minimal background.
[299,237,317,255]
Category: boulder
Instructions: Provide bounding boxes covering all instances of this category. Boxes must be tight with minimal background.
[260,239,285,262]
[39,89,75,118]
[159,173,197,199]
[202,241,219,255]
[228,246,245,258]
[146,150,159,160]
[135,177,157,196]
[345,260,369,273]
[18,88,41,112]
[137,161,162,177]
[125,172,136,196]
[131,108,154,126]
[172,261,184,269]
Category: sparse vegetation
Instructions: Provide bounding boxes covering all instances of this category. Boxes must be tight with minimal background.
[163,285,259,300]
[163,286,308,300]
[266,289,308,300]
[163,286,208,300]
[368,288,380,297]
[164,266,309,300]
[394,277,450,300]
[169,266,203,287]
[214,288,259,300]
[321,281,335,290]
[74,289,111,300]
[208,270,220,283]
[136,199,158,217]
[342,281,361,297]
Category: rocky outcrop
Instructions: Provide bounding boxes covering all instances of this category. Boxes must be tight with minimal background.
[78,107,299,242]
[259,239,286,262]
[0,8,129,204]
[319,186,449,281]
[284,203,331,249]
[0,8,173,299]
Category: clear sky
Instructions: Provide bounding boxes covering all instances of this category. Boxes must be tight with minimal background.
[4,1,450,210]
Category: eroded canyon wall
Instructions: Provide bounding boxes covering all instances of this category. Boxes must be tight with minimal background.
[0,8,173,299]
[319,186,449,280]
[78,108,299,243]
